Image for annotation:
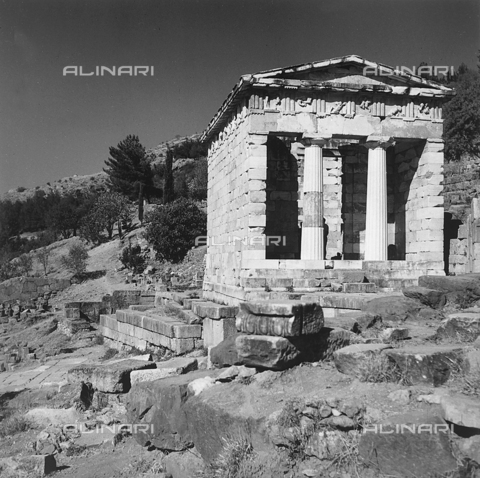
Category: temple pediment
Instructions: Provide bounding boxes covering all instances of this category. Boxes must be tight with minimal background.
[251,55,452,93]
[201,55,454,144]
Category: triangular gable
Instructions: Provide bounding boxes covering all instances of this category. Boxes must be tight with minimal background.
[250,55,452,92]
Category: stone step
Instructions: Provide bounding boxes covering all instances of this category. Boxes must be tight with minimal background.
[368,278,418,289]
[129,305,153,312]
[100,314,202,354]
[115,309,202,339]
[163,301,203,324]
[343,283,377,293]
[300,293,375,310]
[191,301,237,319]
[138,296,155,305]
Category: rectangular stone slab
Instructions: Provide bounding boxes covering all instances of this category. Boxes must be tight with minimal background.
[235,334,300,370]
[237,300,324,336]
[67,359,156,393]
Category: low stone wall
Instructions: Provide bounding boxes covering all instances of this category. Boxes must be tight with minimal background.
[100,309,203,354]
[0,277,71,303]
[64,299,112,323]
[444,157,480,220]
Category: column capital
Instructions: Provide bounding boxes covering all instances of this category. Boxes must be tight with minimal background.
[364,136,395,150]
[301,135,332,147]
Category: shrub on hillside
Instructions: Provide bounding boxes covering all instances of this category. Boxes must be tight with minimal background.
[60,242,89,274]
[14,253,33,277]
[120,244,146,273]
[144,198,206,263]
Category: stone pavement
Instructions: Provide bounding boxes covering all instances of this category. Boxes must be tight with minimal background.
[0,348,102,393]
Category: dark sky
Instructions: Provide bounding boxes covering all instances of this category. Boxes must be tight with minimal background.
[0,0,478,194]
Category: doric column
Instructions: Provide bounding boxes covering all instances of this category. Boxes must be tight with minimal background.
[301,137,329,260]
[364,136,394,261]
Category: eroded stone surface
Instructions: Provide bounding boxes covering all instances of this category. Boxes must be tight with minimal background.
[125,370,216,450]
[384,345,466,386]
[362,296,424,322]
[236,300,324,337]
[359,411,457,478]
[440,395,480,429]
[0,454,56,476]
[235,335,301,370]
[435,313,480,342]
[333,343,392,377]
[68,359,156,393]
[402,286,446,309]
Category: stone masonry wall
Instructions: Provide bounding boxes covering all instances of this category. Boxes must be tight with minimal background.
[204,100,252,294]
[443,157,480,274]
[0,276,71,304]
[444,157,480,220]
[403,139,444,274]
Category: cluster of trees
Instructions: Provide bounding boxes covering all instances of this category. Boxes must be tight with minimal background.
[104,135,208,263]
[443,58,480,161]
[104,135,208,219]
[0,190,96,263]
[417,54,480,162]
[0,134,209,279]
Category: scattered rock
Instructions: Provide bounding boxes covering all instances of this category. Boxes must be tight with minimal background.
[164,447,203,478]
[362,296,424,322]
[188,376,216,396]
[235,335,301,370]
[305,429,348,460]
[321,415,356,430]
[125,370,215,450]
[417,394,443,404]
[25,407,80,428]
[68,360,156,393]
[359,411,457,478]
[458,435,480,464]
[388,389,411,404]
[209,333,241,368]
[378,328,409,342]
[435,313,480,342]
[131,358,198,385]
[333,343,392,377]
[236,300,324,337]
[216,365,239,382]
[337,398,364,418]
[0,454,56,476]
[402,286,446,309]
[441,395,480,429]
[237,365,256,379]
[419,274,480,307]
[384,345,466,386]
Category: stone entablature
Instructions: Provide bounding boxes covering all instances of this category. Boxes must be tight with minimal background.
[201,55,454,305]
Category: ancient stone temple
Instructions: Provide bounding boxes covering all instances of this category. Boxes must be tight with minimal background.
[200,55,454,305]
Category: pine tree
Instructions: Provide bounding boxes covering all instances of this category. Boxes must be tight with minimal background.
[163,147,174,204]
[104,135,153,200]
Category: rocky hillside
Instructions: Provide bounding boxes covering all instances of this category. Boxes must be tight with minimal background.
[2,134,204,204]
[1,172,109,203]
